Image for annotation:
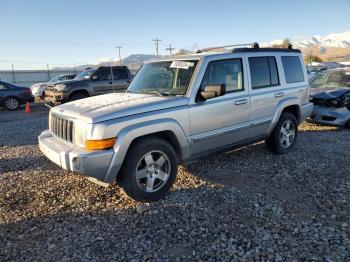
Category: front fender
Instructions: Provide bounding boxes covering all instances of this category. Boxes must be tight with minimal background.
[103,118,190,183]
[266,97,301,134]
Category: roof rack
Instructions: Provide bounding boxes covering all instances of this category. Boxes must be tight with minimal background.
[196,42,258,53]
[196,42,301,54]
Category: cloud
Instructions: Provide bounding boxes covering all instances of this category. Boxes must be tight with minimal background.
[96,57,118,63]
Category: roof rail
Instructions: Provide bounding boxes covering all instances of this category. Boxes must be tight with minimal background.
[196,42,258,53]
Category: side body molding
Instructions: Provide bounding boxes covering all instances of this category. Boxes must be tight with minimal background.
[103,118,190,183]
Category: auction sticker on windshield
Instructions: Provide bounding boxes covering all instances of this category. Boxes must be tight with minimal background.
[170,61,194,69]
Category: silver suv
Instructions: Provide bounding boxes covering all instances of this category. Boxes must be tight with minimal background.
[38,44,313,202]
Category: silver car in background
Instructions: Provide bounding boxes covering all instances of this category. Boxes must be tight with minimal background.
[30,74,76,99]
[310,68,350,127]
[38,44,313,202]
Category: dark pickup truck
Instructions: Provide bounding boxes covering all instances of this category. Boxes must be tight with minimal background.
[44,66,132,104]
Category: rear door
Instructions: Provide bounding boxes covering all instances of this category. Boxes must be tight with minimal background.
[246,55,283,138]
[112,67,130,91]
[189,56,251,155]
[247,54,308,138]
[92,68,113,95]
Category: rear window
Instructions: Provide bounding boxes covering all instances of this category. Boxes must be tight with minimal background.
[282,56,304,83]
[249,56,279,89]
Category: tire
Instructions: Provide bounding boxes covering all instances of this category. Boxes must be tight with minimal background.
[119,137,179,202]
[266,112,298,154]
[69,93,88,102]
[4,97,20,110]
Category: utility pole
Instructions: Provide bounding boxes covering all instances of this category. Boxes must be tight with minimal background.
[166,44,175,55]
[153,38,162,57]
[115,46,122,65]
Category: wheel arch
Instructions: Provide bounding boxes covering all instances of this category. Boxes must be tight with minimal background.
[267,97,301,134]
[69,89,90,98]
[103,118,190,183]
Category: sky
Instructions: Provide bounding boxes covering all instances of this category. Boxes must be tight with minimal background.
[1,0,349,69]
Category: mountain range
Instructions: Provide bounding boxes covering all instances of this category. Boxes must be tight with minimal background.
[263,31,350,49]
[53,31,350,70]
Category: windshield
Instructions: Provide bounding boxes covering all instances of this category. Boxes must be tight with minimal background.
[49,75,62,83]
[74,69,96,80]
[310,70,350,88]
[127,60,198,95]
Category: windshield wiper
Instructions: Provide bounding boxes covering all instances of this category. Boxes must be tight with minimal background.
[142,90,177,96]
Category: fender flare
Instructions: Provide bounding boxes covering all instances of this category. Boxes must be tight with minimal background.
[103,118,190,183]
[266,97,301,134]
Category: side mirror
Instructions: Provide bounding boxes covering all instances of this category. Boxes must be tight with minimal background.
[200,84,226,100]
[92,75,99,81]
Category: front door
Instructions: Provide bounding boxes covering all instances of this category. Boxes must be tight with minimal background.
[189,58,251,156]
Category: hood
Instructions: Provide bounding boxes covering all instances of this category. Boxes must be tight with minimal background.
[311,88,350,99]
[47,79,82,86]
[51,93,189,123]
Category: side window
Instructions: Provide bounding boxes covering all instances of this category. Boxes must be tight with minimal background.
[97,68,112,80]
[281,56,304,83]
[0,83,6,90]
[249,56,279,89]
[201,58,244,93]
[113,68,129,79]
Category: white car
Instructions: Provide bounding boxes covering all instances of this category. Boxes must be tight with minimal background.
[30,74,76,98]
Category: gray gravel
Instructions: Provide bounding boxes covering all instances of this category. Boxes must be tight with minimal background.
[0,104,349,261]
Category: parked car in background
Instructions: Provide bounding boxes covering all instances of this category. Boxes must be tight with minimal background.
[30,73,76,99]
[44,66,132,105]
[39,44,313,202]
[310,68,350,127]
[0,80,34,110]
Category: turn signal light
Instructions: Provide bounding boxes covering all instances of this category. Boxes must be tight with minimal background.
[85,138,116,150]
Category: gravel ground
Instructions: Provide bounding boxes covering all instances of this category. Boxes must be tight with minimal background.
[0,104,349,261]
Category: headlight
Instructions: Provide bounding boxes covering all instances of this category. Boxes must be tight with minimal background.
[329,99,339,106]
[342,95,350,105]
[73,120,89,147]
[55,84,66,92]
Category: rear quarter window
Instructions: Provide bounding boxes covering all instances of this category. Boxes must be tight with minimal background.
[281,56,304,83]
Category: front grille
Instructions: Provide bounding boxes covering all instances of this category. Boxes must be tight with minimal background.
[50,114,74,142]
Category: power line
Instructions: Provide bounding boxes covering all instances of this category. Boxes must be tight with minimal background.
[152,38,162,57]
[115,46,123,65]
[166,44,175,55]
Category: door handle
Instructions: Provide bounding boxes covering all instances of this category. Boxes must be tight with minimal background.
[274,92,285,98]
[109,81,113,84]
[234,99,248,105]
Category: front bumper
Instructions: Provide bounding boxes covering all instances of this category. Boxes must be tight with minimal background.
[310,105,350,127]
[38,130,114,183]
[44,90,67,103]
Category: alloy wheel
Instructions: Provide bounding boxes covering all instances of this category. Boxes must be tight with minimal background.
[279,120,295,148]
[5,98,19,110]
[135,150,171,193]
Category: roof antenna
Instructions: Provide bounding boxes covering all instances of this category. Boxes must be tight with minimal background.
[252,42,259,49]
[288,43,293,49]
